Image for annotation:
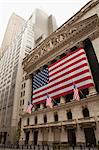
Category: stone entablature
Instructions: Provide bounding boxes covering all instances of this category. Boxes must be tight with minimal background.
[23,14,99,75]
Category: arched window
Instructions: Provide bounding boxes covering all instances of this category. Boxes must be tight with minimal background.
[23,99,24,105]
[35,116,37,124]
[83,107,90,118]
[54,112,58,122]
[67,111,72,120]
[44,115,47,124]
[18,118,22,128]
[27,118,29,126]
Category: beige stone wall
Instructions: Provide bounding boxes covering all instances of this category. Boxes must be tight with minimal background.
[21,95,99,145]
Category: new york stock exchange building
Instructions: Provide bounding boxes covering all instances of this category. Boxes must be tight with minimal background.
[19,0,99,148]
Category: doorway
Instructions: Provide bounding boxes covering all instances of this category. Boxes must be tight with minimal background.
[34,131,38,145]
[0,133,2,144]
[84,128,96,146]
[25,132,29,145]
[67,129,76,146]
[3,132,7,144]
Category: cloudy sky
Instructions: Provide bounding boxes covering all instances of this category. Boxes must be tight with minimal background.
[0,0,90,46]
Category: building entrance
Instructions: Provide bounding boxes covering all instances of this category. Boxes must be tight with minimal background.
[0,133,2,144]
[67,129,76,146]
[34,131,38,145]
[3,132,7,144]
[25,131,29,145]
[84,128,96,146]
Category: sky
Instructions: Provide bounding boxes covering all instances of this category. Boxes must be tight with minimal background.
[0,0,90,47]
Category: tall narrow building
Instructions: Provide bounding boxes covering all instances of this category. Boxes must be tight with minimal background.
[1,13,25,55]
[0,9,57,144]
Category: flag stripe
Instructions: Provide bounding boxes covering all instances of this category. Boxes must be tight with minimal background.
[49,48,85,71]
[33,77,92,101]
[32,48,94,104]
[33,82,93,103]
[33,83,93,105]
[49,63,88,82]
[33,69,91,96]
[49,53,86,75]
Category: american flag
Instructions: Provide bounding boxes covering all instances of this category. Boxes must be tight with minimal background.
[73,84,80,101]
[46,95,53,108]
[26,102,33,114]
[32,48,94,104]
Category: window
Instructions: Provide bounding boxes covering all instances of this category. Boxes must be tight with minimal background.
[79,88,89,99]
[20,100,22,106]
[54,112,58,122]
[27,118,29,126]
[67,111,72,120]
[64,93,73,103]
[83,107,90,118]
[21,92,22,97]
[24,83,26,88]
[35,104,40,110]
[23,99,24,105]
[18,118,22,128]
[43,101,47,108]
[53,97,60,106]
[44,115,47,124]
[35,116,37,124]
[23,91,25,96]
[21,84,23,89]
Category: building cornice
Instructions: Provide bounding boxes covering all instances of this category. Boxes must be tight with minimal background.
[23,14,99,75]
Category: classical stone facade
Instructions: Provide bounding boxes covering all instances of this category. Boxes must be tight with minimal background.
[20,0,99,147]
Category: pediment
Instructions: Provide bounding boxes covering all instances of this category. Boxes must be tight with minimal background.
[23,14,99,74]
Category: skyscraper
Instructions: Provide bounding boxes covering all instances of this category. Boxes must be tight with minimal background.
[1,13,25,55]
[0,9,57,144]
